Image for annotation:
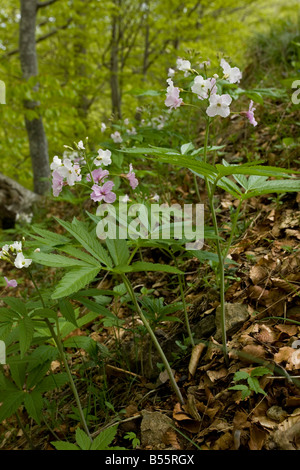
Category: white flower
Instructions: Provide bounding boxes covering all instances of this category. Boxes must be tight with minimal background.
[220,58,242,84]
[93,149,112,167]
[56,158,82,186]
[121,194,130,203]
[101,122,106,133]
[191,76,216,100]
[10,241,22,253]
[168,68,175,77]
[77,140,85,150]
[111,131,123,143]
[34,248,41,253]
[14,252,32,269]
[124,118,129,126]
[127,127,137,135]
[0,244,10,259]
[152,194,160,201]
[176,58,191,77]
[206,93,232,118]
[50,156,63,171]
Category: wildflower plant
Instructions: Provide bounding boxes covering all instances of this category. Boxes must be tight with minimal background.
[0,55,300,442]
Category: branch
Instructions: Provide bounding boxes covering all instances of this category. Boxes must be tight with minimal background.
[3,19,72,58]
[37,0,59,8]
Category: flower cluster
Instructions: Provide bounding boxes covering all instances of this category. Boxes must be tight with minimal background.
[165,57,258,126]
[0,241,32,269]
[50,154,82,197]
[51,136,139,205]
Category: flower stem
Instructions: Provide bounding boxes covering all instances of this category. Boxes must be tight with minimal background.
[202,120,229,364]
[121,273,185,405]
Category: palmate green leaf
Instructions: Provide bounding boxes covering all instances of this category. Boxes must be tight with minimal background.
[113,261,183,274]
[121,147,217,179]
[31,252,96,268]
[55,217,112,268]
[52,266,100,299]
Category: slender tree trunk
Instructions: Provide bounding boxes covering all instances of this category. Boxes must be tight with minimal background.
[110,1,122,119]
[19,0,50,195]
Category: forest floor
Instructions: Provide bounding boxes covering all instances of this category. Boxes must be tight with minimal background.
[0,99,300,451]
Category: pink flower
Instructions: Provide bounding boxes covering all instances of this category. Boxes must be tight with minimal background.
[165,78,183,110]
[52,170,64,197]
[86,168,109,183]
[126,164,139,189]
[90,181,116,203]
[245,100,257,127]
[4,277,18,288]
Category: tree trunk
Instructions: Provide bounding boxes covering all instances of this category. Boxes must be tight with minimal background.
[110,2,122,119]
[19,0,50,195]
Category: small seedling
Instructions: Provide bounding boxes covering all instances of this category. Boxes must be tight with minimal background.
[229,366,273,400]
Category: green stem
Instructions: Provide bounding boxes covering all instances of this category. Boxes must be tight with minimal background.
[28,270,93,442]
[202,120,229,364]
[121,274,185,405]
[169,250,194,347]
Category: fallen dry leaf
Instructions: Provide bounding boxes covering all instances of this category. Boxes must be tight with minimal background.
[188,343,206,377]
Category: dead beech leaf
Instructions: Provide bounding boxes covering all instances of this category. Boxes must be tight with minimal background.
[172,403,201,433]
[206,368,227,383]
[274,346,294,363]
[212,431,233,450]
[254,324,277,343]
[250,265,268,285]
[241,344,266,363]
[188,343,206,377]
[249,424,267,450]
[165,430,181,450]
[275,324,298,336]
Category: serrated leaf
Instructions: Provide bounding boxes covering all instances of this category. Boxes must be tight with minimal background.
[24,390,43,424]
[105,238,129,266]
[250,366,272,377]
[19,315,34,358]
[52,266,100,299]
[31,252,94,268]
[35,372,69,393]
[51,441,80,450]
[76,428,92,450]
[243,179,300,199]
[57,245,100,266]
[233,371,249,382]
[31,225,70,245]
[55,217,112,267]
[0,391,25,422]
[114,261,183,274]
[247,376,262,394]
[9,361,26,390]
[58,299,77,327]
[2,298,27,316]
[90,425,118,450]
